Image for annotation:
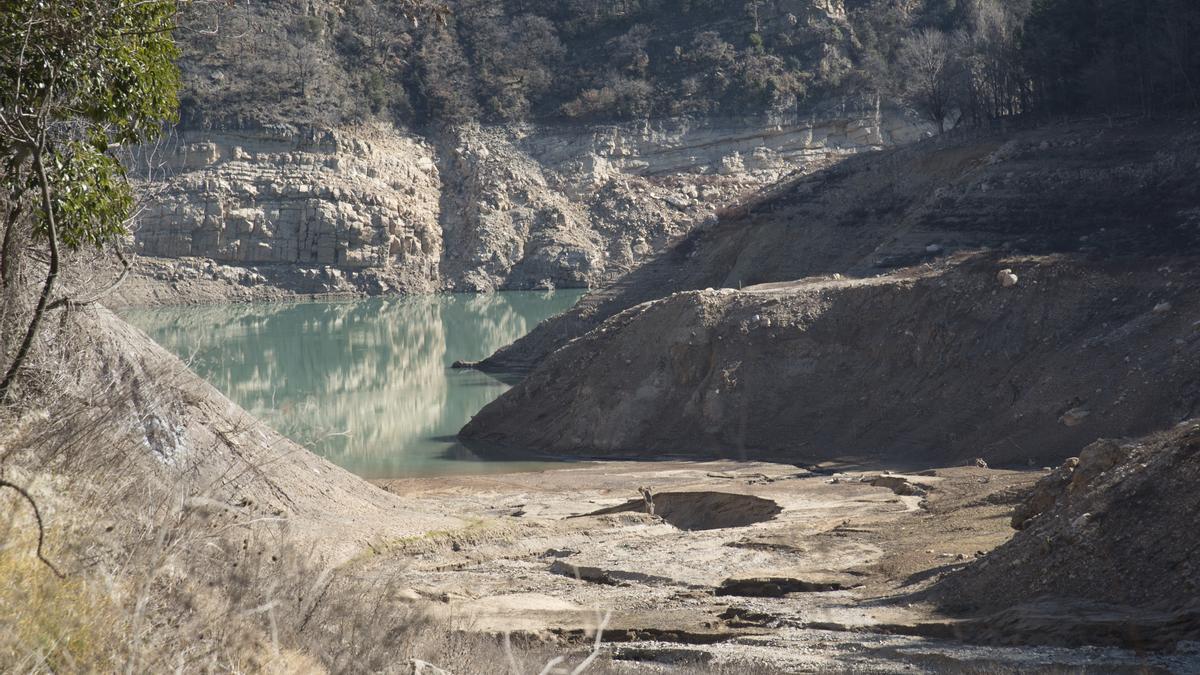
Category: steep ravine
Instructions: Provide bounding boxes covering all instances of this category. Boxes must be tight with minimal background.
[128,112,929,300]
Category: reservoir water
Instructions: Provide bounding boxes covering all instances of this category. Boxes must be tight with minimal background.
[120,291,584,479]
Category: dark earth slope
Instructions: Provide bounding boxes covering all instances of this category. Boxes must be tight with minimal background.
[478,117,1200,373]
[930,421,1200,648]
[461,255,1200,466]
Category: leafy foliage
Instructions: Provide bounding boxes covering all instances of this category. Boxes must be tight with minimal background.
[45,143,134,250]
[0,0,180,243]
[0,0,183,399]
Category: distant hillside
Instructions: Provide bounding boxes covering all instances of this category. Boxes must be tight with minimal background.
[177,0,867,129]
[176,0,1200,131]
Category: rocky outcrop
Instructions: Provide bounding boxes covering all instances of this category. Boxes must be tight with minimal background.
[135,124,444,293]
[934,420,1200,632]
[133,112,929,295]
[460,256,1200,466]
[1009,438,1132,530]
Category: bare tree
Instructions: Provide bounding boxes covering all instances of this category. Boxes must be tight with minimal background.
[896,28,959,133]
[746,0,765,33]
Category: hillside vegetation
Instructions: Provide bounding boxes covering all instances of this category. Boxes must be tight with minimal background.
[177,0,1200,129]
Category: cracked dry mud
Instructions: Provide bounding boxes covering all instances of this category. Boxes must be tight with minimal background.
[357,461,1188,672]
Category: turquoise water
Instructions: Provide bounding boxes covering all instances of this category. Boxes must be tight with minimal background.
[120,291,584,479]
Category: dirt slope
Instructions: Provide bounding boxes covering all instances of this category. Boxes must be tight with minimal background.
[934,421,1200,618]
[461,254,1200,466]
[478,117,1200,373]
[4,304,458,565]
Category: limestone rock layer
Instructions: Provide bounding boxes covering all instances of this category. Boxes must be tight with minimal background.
[134,114,928,292]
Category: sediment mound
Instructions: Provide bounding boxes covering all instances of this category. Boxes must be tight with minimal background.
[931,421,1200,646]
[479,117,1200,373]
[4,303,454,564]
[461,255,1200,466]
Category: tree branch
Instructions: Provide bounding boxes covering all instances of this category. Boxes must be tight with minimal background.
[47,247,132,311]
[0,479,65,578]
[0,144,61,403]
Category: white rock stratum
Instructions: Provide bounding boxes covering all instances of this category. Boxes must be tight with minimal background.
[134,111,929,292]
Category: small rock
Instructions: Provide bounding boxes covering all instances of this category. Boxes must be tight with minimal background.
[925,244,943,254]
[549,560,616,585]
[407,659,451,675]
[996,269,1019,288]
[665,194,691,210]
[1069,439,1129,492]
[1153,301,1172,313]
[1059,407,1091,427]
[974,458,989,469]
[1070,512,1093,530]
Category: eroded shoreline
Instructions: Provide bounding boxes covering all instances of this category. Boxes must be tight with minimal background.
[353,459,1184,671]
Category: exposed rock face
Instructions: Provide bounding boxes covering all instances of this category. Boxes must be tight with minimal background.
[136,124,443,293]
[133,112,928,294]
[460,256,1200,466]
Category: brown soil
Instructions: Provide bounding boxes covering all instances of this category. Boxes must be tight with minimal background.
[462,253,1200,467]
[930,421,1200,648]
[364,460,1191,670]
[480,117,1200,373]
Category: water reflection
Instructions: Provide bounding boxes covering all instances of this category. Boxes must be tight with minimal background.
[121,291,583,478]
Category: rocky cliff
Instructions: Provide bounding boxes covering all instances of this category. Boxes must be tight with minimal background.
[131,112,929,296]
[136,124,443,293]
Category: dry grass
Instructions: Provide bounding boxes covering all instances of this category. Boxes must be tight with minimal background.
[0,532,125,672]
[0,263,784,674]
[0,501,738,674]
